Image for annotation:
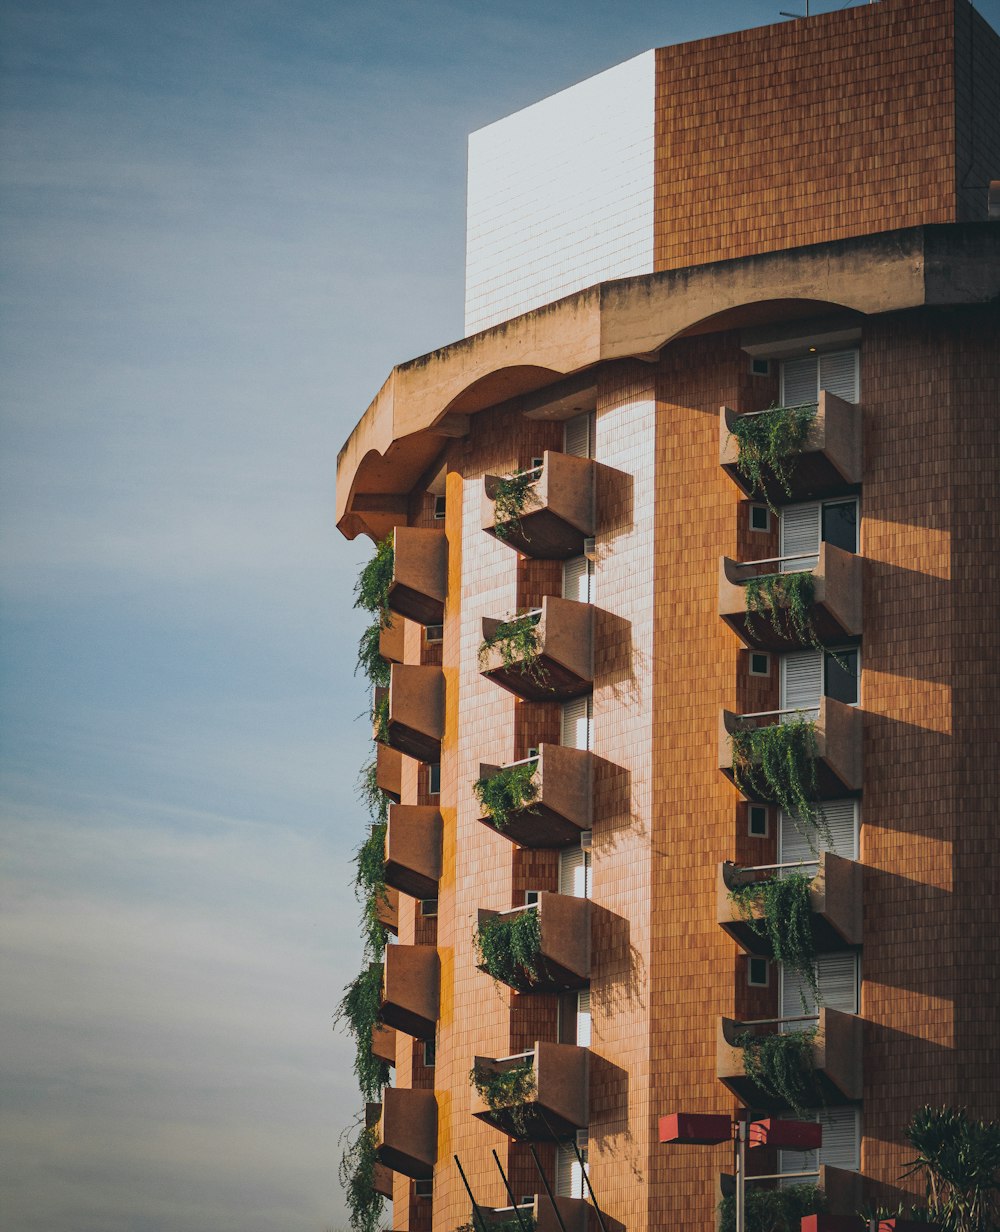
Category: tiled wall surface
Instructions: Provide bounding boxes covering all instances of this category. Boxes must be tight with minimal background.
[464,51,654,336]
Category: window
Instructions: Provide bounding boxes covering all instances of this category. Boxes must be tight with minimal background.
[748,956,769,987]
[559,844,592,898]
[564,412,594,458]
[524,890,540,906]
[778,1107,860,1180]
[780,648,860,717]
[563,555,595,603]
[423,1039,436,1067]
[749,652,770,677]
[780,951,859,1023]
[419,898,438,917]
[750,504,770,532]
[780,348,859,406]
[424,624,444,643]
[555,1141,589,1198]
[531,456,544,470]
[779,800,858,868]
[575,989,591,1047]
[414,1179,434,1198]
[432,494,446,520]
[428,763,441,795]
[779,498,859,572]
[825,647,859,705]
[751,357,771,377]
[748,805,769,837]
[561,695,593,750]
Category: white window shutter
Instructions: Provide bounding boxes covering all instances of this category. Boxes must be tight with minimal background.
[779,800,859,866]
[780,1107,860,1177]
[780,650,823,716]
[576,990,591,1047]
[562,555,593,603]
[561,695,592,750]
[559,846,589,897]
[781,952,858,1021]
[564,413,593,458]
[555,1144,589,1198]
[779,503,821,571]
[781,356,819,407]
[818,350,859,403]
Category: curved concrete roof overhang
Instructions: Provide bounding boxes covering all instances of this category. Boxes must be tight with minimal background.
[337,223,1000,540]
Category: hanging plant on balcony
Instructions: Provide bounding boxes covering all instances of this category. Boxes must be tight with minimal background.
[455,1219,537,1232]
[743,571,821,649]
[337,963,389,1102]
[371,689,390,745]
[492,470,540,541]
[473,761,540,831]
[730,718,829,846]
[356,619,391,689]
[358,755,391,826]
[478,612,550,688]
[718,1183,827,1232]
[355,823,390,961]
[728,873,819,1002]
[339,1122,385,1232]
[730,403,817,507]
[474,908,543,988]
[737,1026,820,1114]
[354,535,395,618]
[471,1059,537,1136]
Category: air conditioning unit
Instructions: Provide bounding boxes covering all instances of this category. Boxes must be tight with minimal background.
[580,830,593,851]
[583,536,597,561]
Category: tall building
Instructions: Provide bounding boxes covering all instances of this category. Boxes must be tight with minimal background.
[335,1,1000,1229]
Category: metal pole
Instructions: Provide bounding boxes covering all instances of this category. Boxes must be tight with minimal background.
[527,1144,570,1232]
[454,1154,492,1232]
[734,1118,747,1232]
[569,1136,609,1232]
[490,1149,531,1232]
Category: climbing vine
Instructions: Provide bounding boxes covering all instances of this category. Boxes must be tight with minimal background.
[729,873,819,1002]
[336,964,389,1104]
[737,1026,820,1114]
[372,689,390,745]
[356,619,391,689]
[358,755,391,826]
[479,612,549,687]
[744,571,820,649]
[718,1183,827,1232]
[730,718,828,846]
[474,908,543,989]
[471,1059,537,1136]
[492,470,540,541]
[354,535,395,618]
[473,761,540,831]
[339,1122,385,1232]
[730,402,817,508]
[355,823,390,962]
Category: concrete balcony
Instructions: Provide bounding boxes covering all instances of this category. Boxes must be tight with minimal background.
[471,1041,588,1140]
[376,743,404,803]
[381,944,439,1040]
[376,1087,437,1181]
[482,451,596,559]
[717,1007,863,1106]
[719,698,863,800]
[384,664,444,763]
[387,527,447,625]
[376,884,400,936]
[720,392,862,504]
[372,1023,397,1068]
[718,853,863,953]
[480,596,594,702]
[365,1103,396,1197]
[719,544,862,651]
[477,744,601,849]
[476,893,590,992]
[379,616,406,665]
[384,805,442,900]
[475,1197,594,1232]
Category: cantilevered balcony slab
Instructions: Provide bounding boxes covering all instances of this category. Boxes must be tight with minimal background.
[482,451,596,559]
[372,1023,397,1068]
[477,744,603,849]
[376,743,404,803]
[719,698,863,800]
[475,1197,594,1232]
[376,884,400,936]
[471,1041,588,1140]
[379,616,406,665]
[718,853,863,954]
[480,596,594,702]
[376,1087,437,1181]
[717,1007,863,1107]
[384,805,442,900]
[385,664,444,762]
[719,544,862,651]
[476,893,590,992]
[381,944,439,1040]
[387,527,447,625]
[720,392,862,504]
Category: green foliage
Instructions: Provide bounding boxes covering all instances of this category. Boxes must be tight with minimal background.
[729,873,819,1003]
[478,612,549,688]
[471,1059,537,1136]
[474,908,543,989]
[358,755,391,826]
[730,718,829,847]
[492,470,539,541]
[356,619,391,689]
[718,1184,827,1232]
[339,1123,385,1232]
[355,824,390,962]
[354,535,395,618]
[902,1105,1000,1232]
[744,571,821,649]
[737,1026,819,1114]
[336,964,389,1103]
[730,402,817,508]
[455,1218,537,1232]
[372,689,390,745]
[473,762,540,831]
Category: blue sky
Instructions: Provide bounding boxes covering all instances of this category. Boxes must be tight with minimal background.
[3,1,998,1229]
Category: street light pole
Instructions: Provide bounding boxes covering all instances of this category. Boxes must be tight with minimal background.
[734,1116,748,1232]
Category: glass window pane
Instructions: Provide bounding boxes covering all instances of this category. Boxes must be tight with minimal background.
[822,500,858,553]
[825,649,859,705]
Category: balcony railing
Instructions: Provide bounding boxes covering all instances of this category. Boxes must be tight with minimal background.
[476,745,599,848]
[718,853,863,953]
[482,451,596,559]
[717,1007,863,1106]
[376,1086,437,1180]
[380,944,439,1040]
[475,1196,594,1232]
[387,527,447,625]
[384,805,442,900]
[719,392,862,504]
[480,595,594,702]
[719,699,863,801]
[471,1041,588,1140]
[476,892,590,992]
[383,664,444,763]
[719,544,862,651]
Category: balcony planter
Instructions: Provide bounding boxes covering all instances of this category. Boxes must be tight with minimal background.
[471,1041,588,1140]
[475,1197,593,1232]
[387,527,447,625]
[719,854,863,955]
[719,545,862,651]
[719,698,863,808]
[384,663,444,762]
[480,596,594,702]
[720,392,862,504]
[482,451,596,559]
[381,944,439,1040]
[376,1086,437,1180]
[476,744,599,848]
[475,893,590,992]
[384,805,443,900]
[718,1008,863,1107]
